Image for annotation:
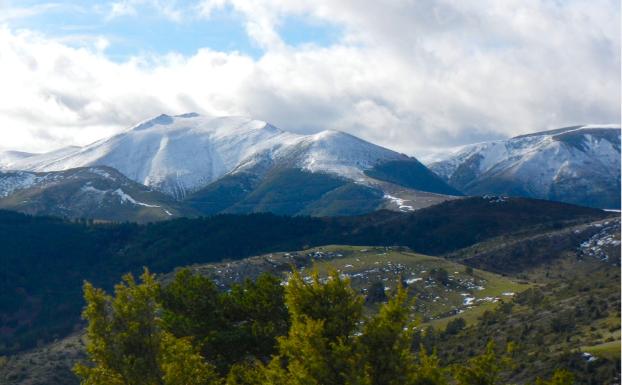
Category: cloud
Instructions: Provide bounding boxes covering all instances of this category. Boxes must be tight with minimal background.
[0,0,619,157]
[107,0,183,22]
[0,2,62,22]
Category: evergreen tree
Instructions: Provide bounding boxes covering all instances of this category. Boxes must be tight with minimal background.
[74,266,570,385]
[534,369,574,385]
[265,270,364,385]
[222,274,290,361]
[443,317,466,336]
[452,341,514,385]
[73,269,219,385]
[359,284,415,385]
[225,360,268,385]
[160,268,223,355]
[412,349,448,385]
[365,281,388,304]
[159,269,288,372]
[285,270,363,341]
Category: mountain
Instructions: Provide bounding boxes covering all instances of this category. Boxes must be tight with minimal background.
[426,125,621,209]
[0,113,460,216]
[0,167,195,222]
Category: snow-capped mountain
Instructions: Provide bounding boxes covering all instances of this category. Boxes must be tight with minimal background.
[1,114,413,197]
[0,167,196,222]
[427,125,621,209]
[0,113,459,216]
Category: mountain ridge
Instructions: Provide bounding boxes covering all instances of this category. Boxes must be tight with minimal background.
[0,113,460,219]
[0,114,416,199]
[0,166,197,222]
[426,124,621,209]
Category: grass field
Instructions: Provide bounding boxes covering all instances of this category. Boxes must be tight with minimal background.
[302,245,531,326]
[582,340,621,360]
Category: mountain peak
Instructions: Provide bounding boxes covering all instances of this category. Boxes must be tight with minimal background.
[1,114,411,198]
[132,113,175,131]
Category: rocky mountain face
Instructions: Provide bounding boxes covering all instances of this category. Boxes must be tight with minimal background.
[427,125,621,209]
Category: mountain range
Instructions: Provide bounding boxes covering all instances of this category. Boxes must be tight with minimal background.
[426,124,620,209]
[0,116,618,222]
[0,113,460,220]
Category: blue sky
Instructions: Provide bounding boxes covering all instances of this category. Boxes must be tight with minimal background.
[4,1,342,60]
[0,0,619,154]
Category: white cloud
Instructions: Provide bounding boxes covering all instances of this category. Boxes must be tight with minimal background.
[0,0,619,157]
[0,2,62,22]
[107,0,183,22]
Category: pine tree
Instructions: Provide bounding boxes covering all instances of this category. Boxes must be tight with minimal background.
[159,268,226,370]
[285,270,363,341]
[452,340,514,385]
[358,284,416,385]
[534,369,574,385]
[265,269,364,385]
[160,269,288,372]
[223,273,290,361]
[411,349,448,385]
[225,360,269,385]
[74,269,219,385]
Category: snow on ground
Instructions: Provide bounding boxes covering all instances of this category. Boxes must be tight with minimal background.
[383,194,415,211]
[113,188,160,207]
[578,219,621,262]
[0,172,39,197]
[461,295,476,306]
[405,277,422,284]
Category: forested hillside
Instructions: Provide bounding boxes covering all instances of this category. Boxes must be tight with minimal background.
[0,197,610,355]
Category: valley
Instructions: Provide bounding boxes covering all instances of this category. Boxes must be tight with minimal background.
[0,196,610,357]
[1,223,619,385]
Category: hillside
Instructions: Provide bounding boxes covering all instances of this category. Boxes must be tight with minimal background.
[1,225,619,385]
[0,197,611,356]
[429,240,620,385]
[0,167,195,222]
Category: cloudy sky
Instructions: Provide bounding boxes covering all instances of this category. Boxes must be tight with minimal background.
[0,0,620,156]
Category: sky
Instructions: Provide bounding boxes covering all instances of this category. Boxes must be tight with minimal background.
[0,0,620,157]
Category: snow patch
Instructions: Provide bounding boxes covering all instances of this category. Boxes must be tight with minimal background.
[113,189,160,208]
[384,194,414,212]
[405,277,422,284]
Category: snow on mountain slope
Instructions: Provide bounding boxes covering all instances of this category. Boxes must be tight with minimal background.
[0,146,81,170]
[426,125,621,209]
[0,167,193,221]
[0,151,37,169]
[3,114,410,199]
